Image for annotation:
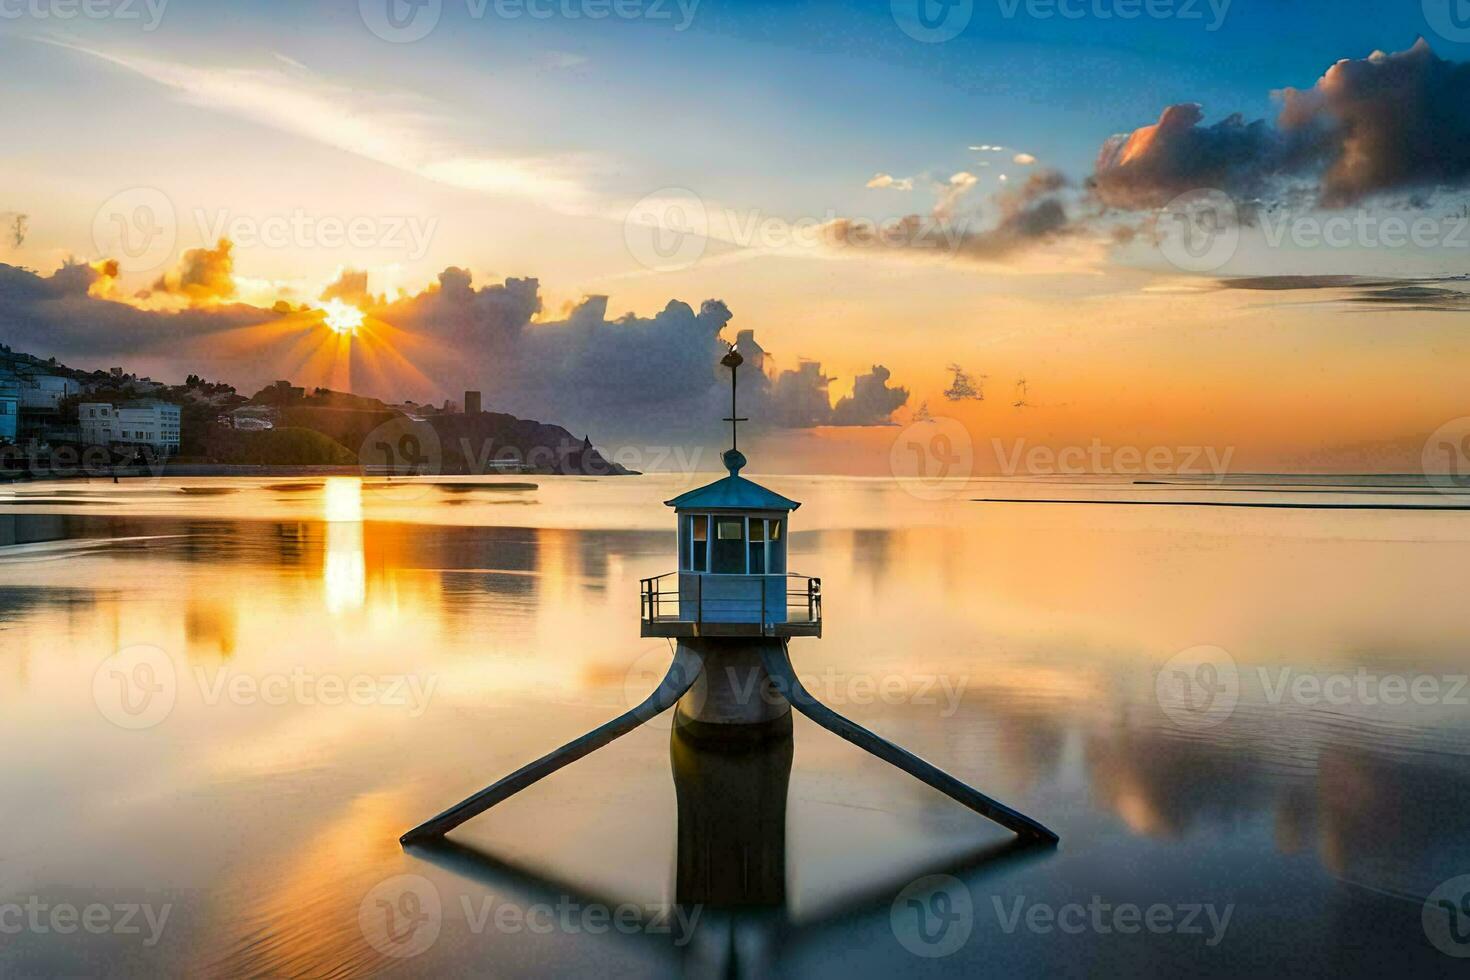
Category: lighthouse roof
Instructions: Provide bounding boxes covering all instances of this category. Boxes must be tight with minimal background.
[664,473,801,512]
[664,449,800,511]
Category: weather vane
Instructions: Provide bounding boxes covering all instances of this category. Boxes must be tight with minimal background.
[721,344,748,454]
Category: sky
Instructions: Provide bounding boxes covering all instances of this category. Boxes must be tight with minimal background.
[3,0,1470,473]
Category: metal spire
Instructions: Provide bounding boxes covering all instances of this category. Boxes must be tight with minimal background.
[720,345,748,455]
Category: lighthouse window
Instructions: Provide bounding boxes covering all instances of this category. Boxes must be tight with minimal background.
[712,519,745,573]
[769,519,786,574]
[687,515,708,572]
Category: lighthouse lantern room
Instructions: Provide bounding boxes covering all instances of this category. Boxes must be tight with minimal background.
[640,349,821,638]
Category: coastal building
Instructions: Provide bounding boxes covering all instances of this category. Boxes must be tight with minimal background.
[464,390,482,415]
[0,385,17,443]
[78,400,182,455]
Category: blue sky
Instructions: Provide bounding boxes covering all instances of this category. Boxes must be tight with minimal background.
[5,1,1470,470]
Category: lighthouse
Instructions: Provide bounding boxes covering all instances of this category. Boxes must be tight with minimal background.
[401,346,1057,846]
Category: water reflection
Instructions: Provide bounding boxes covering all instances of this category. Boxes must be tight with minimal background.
[0,477,1467,976]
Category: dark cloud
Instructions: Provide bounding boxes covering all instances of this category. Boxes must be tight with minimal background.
[823,167,1079,264]
[0,260,909,437]
[1277,38,1470,206]
[1090,40,1470,211]
[1091,104,1288,210]
[1218,273,1470,312]
[0,260,273,375]
[831,364,908,425]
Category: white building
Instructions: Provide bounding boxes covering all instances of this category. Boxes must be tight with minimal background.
[79,400,182,455]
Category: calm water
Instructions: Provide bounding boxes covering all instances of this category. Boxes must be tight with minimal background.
[1,474,1468,977]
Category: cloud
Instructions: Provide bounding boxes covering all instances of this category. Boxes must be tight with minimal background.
[0,258,911,437]
[732,330,908,427]
[319,268,382,308]
[42,39,593,212]
[1090,39,1470,210]
[934,171,980,220]
[1091,103,1286,210]
[866,173,914,191]
[824,167,1079,265]
[1013,153,1037,166]
[1218,273,1470,312]
[148,239,237,305]
[831,364,908,425]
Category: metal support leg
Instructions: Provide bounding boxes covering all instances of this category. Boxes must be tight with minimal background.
[401,645,705,845]
[760,643,1058,843]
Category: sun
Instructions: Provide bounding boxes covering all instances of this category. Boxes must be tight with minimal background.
[320,298,365,335]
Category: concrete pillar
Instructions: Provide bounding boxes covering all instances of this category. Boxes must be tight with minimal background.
[672,637,792,742]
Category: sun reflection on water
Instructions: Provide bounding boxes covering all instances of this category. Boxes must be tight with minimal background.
[323,478,365,614]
